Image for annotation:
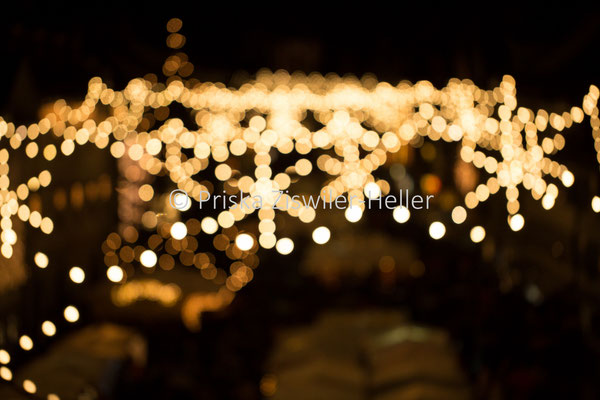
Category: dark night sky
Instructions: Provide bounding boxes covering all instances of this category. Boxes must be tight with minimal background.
[1,7,600,119]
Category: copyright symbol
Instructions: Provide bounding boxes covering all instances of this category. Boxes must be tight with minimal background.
[169,189,190,210]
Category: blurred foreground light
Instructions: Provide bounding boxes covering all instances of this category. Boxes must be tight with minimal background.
[140,250,157,267]
[69,267,85,284]
[41,321,56,336]
[276,238,294,255]
[592,196,600,213]
[470,226,486,243]
[345,206,363,223]
[19,335,33,351]
[107,265,124,282]
[0,350,10,364]
[259,233,276,249]
[429,221,446,239]
[64,306,79,323]
[541,194,555,210]
[235,233,254,251]
[23,379,36,394]
[561,170,574,187]
[201,217,219,234]
[364,182,381,199]
[170,221,187,240]
[34,252,48,268]
[509,214,525,231]
[451,206,467,224]
[0,366,12,381]
[312,226,331,244]
[393,206,410,223]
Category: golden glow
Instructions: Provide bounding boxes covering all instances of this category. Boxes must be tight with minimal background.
[451,206,467,224]
[312,226,331,244]
[170,221,187,240]
[64,305,80,323]
[509,214,525,231]
[34,251,49,268]
[23,379,36,394]
[592,196,600,213]
[201,217,219,234]
[0,350,10,364]
[0,366,12,381]
[470,226,486,243]
[429,221,446,240]
[112,279,181,307]
[69,266,85,284]
[0,22,599,400]
[561,170,574,187]
[107,265,124,282]
[235,233,254,251]
[19,335,33,351]
[41,320,56,337]
[345,206,363,223]
[275,238,294,255]
[392,206,410,223]
[140,250,158,268]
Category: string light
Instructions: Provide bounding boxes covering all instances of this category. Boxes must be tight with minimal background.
[170,222,187,240]
[275,238,294,255]
[41,321,56,337]
[140,250,158,268]
[312,226,331,244]
[107,265,124,282]
[392,206,410,223]
[0,366,12,381]
[19,335,33,351]
[34,252,49,268]
[592,196,600,213]
[63,306,79,323]
[235,233,254,251]
[0,350,10,364]
[68,266,85,284]
[429,221,446,240]
[470,226,486,243]
[1,16,599,400]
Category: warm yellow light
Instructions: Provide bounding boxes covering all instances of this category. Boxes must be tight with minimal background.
[451,206,467,224]
[345,206,363,223]
[392,206,410,223]
[140,250,157,268]
[0,366,12,381]
[592,196,600,213]
[312,226,331,244]
[34,252,49,268]
[23,379,36,394]
[64,306,79,323]
[41,321,56,337]
[259,233,276,249]
[276,238,294,255]
[470,226,486,243]
[69,266,85,284]
[364,182,381,199]
[509,214,525,231]
[170,221,187,240]
[19,335,33,351]
[201,217,219,234]
[429,221,446,240]
[0,350,10,364]
[561,170,574,187]
[235,233,254,251]
[107,265,124,282]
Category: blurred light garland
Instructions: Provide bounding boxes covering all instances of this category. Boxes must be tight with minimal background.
[0,16,599,398]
